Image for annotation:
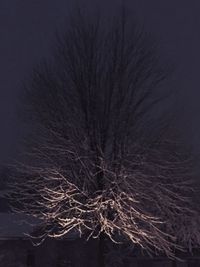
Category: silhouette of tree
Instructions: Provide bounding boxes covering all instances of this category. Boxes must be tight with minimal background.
[8,8,200,266]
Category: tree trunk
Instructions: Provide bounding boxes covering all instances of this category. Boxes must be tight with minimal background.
[98,232,106,267]
[172,260,176,267]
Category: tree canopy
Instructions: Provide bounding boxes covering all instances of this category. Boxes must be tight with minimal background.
[8,9,200,261]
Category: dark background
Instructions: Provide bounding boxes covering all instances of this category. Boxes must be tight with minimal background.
[0,0,199,168]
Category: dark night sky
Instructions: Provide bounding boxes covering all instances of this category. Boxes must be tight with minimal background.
[0,0,200,163]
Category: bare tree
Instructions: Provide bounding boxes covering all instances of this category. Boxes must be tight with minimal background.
[8,8,200,266]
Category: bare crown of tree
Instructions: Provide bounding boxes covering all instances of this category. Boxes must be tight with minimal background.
[8,9,200,259]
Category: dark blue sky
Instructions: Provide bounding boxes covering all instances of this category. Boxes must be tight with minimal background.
[0,0,200,161]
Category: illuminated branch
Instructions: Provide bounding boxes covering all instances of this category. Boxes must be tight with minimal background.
[8,133,198,258]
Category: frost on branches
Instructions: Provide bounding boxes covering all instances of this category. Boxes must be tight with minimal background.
[8,9,200,259]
